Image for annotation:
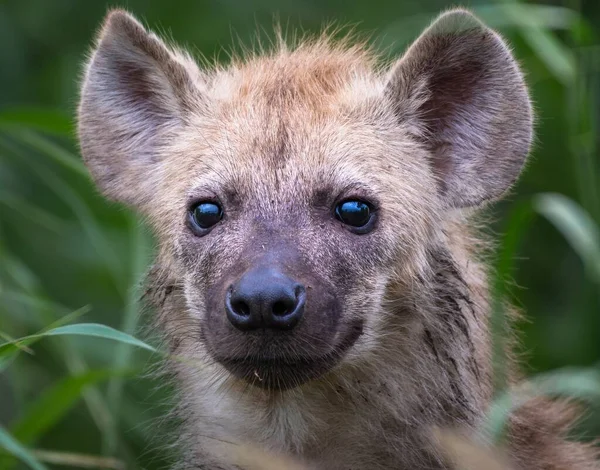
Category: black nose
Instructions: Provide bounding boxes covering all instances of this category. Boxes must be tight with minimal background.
[225,267,305,331]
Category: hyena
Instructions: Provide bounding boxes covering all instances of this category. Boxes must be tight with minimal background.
[78,8,599,470]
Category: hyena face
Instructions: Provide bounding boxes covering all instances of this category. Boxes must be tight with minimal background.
[78,10,531,390]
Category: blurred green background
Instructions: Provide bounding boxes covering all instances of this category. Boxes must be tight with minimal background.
[0,0,599,469]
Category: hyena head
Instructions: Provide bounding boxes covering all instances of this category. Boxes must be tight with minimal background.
[78,10,532,391]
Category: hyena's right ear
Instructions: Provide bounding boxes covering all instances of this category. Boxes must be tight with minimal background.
[78,10,205,207]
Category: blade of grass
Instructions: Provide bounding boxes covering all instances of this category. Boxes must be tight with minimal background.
[1,128,88,177]
[2,323,157,355]
[496,0,576,85]
[32,450,125,470]
[520,26,576,85]
[566,9,600,223]
[0,125,146,463]
[0,306,91,371]
[1,290,82,325]
[0,239,125,463]
[0,136,125,292]
[0,425,48,470]
[105,219,151,455]
[0,242,42,293]
[11,368,139,445]
[487,194,600,442]
[0,191,67,233]
[0,108,73,136]
[378,4,579,56]
[0,331,33,354]
[0,323,149,468]
[475,4,578,30]
[0,368,139,470]
[534,193,600,283]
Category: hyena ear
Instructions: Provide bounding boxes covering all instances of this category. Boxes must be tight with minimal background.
[78,10,204,207]
[386,9,533,208]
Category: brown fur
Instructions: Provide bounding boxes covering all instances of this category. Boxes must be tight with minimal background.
[78,8,599,470]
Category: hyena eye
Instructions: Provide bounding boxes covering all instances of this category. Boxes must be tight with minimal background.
[335,200,374,232]
[189,201,223,233]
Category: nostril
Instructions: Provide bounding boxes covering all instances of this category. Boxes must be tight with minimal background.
[272,300,290,317]
[226,270,306,331]
[268,285,305,330]
[226,288,259,331]
[232,300,250,317]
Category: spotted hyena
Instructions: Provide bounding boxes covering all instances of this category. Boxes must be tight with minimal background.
[78,8,599,469]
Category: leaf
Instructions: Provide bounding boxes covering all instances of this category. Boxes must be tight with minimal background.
[40,324,156,352]
[0,135,125,291]
[534,193,600,283]
[1,128,87,176]
[476,3,578,85]
[105,219,152,454]
[520,26,576,85]
[0,331,33,354]
[0,324,157,363]
[0,290,77,324]
[0,306,91,371]
[0,191,67,233]
[0,425,48,470]
[379,4,580,57]
[32,450,125,470]
[0,108,73,136]
[475,4,578,30]
[11,369,138,445]
[0,243,42,293]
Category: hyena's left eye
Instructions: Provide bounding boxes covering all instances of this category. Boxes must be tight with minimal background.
[335,200,375,232]
[188,201,223,234]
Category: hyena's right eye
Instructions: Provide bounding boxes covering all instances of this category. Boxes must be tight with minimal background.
[334,200,375,233]
[188,201,223,235]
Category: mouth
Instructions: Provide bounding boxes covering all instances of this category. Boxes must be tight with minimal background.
[221,355,334,390]
[219,320,364,391]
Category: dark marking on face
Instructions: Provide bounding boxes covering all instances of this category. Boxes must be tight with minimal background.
[421,246,480,424]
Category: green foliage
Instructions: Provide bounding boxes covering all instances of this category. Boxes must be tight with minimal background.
[0,0,599,468]
[0,425,47,470]
[534,193,600,283]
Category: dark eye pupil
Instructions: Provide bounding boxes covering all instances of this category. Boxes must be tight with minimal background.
[335,200,371,227]
[191,202,223,229]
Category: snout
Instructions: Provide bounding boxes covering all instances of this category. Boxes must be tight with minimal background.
[225,267,306,331]
[202,259,363,390]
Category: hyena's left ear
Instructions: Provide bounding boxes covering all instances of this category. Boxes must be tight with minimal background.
[78,10,205,207]
[386,9,533,208]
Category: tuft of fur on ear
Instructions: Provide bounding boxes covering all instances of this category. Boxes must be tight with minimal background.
[386,9,533,208]
[78,9,205,207]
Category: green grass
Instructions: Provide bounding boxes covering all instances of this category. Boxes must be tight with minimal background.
[0,0,599,469]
